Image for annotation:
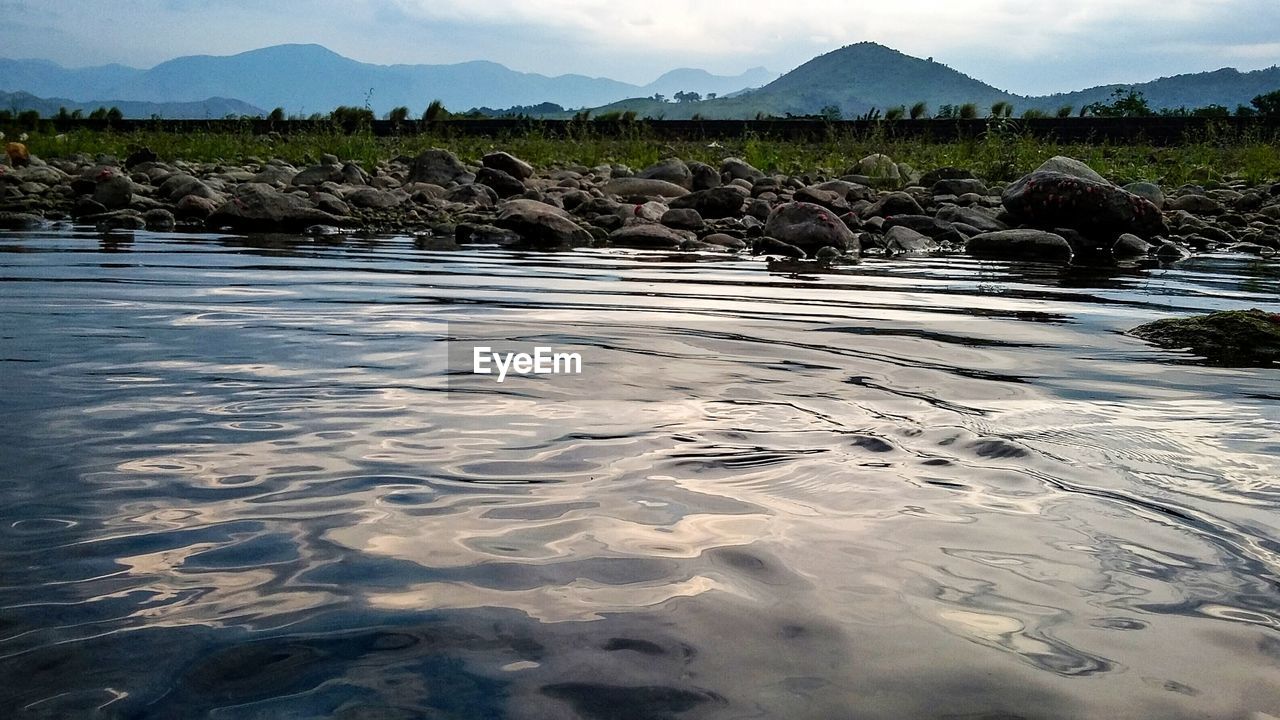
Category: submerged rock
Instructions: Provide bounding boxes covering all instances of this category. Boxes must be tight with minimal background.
[608,223,693,249]
[1130,309,1280,366]
[967,229,1073,263]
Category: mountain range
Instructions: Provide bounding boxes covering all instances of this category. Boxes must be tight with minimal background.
[0,44,776,117]
[2,42,1277,120]
[586,43,1280,119]
[0,91,263,120]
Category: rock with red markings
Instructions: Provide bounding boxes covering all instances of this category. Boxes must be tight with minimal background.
[764,201,859,255]
[1001,170,1165,239]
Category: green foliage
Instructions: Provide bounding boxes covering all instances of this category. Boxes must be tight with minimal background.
[673,90,702,103]
[958,103,978,119]
[592,110,639,122]
[329,105,374,131]
[267,107,286,122]
[17,109,40,128]
[1056,105,1074,118]
[990,101,1013,118]
[884,106,906,121]
[423,100,449,122]
[819,105,842,120]
[936,104,956,119]
[15,121,1280,188]
[387,106,410,123]
[1251,90,1280,117]
[909,101,929,120]
[1022,109,1049,119]
[1084,88,1154,118]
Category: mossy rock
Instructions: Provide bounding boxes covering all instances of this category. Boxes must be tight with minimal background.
[1130,309,1280,366]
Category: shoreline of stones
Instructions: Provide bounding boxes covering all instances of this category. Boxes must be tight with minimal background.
[3,147,1279,266]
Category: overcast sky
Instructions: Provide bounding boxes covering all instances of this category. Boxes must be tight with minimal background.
[2,0,1278,94]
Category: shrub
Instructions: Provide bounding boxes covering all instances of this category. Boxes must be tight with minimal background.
[1056,105,1073,118]
[959,103,978,119]
[909,101,929,120]
[885,106,906,121]
[423,100,448,122]
[1084,88,1153,118]
[1251,90,1280,118]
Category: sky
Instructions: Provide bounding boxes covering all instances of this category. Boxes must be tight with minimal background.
[2,0,1278,94]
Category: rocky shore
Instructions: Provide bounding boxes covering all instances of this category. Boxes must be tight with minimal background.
[2,145,1280,265]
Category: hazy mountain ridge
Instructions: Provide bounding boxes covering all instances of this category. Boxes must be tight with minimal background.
[0,90,264,119]
[0,44,777,116]
[1,42,1275,120]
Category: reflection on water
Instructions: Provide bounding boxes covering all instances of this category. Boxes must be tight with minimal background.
[1,229,1278,719]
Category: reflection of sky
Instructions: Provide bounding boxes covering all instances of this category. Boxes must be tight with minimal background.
[1,234,1278,716]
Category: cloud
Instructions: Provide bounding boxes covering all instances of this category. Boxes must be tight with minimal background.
[0,0,1275,92]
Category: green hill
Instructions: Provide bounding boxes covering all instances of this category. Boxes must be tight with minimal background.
[556,42,1279,120]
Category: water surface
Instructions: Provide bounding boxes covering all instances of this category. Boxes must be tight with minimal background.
[1,228,1278,719]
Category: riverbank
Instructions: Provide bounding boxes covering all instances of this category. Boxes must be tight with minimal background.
[2,134,1279,267]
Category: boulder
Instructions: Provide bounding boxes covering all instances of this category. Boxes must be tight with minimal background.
[764,201,859,254]
[93,175,133,209]
[6,142,31,167]
[175,194,220,219]
[721,157,765,182]
[455,223,523,245]
[494,198,592,249]
[345,187,406,210]
[688,162,721,191]
[1123,181,1164,210]
[291,163,343,186]
[143,208,176,231]
[863,192,923,218]
[967,229,1073,263]
[932,178,988,196]
[445,183,498,208]
[752,236,807,259]
[1002,171,1165,239]
[1130,309,1280,366]
[475,166,526,198]
[814,180,876,202]
[0,211,43,229]
[251,165,297,185]
[481,151,534,180]
[124,147,158,168]
[1165,193,1224,214]
[409,149,470,186]
[1035,156,1108,184]
[668,186,746,219]
[1113,233,1152,258]
[603,177,690,200]
[793,186,849,212]
[884,225,939,255]
[701,233,747,250]
[159,174,218,201]
[856,153,899,184]
[637,158,693,189]
[608,223,694,249]
[660,208,704,231]
[208,183,345,231]
[919,166,975,187]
